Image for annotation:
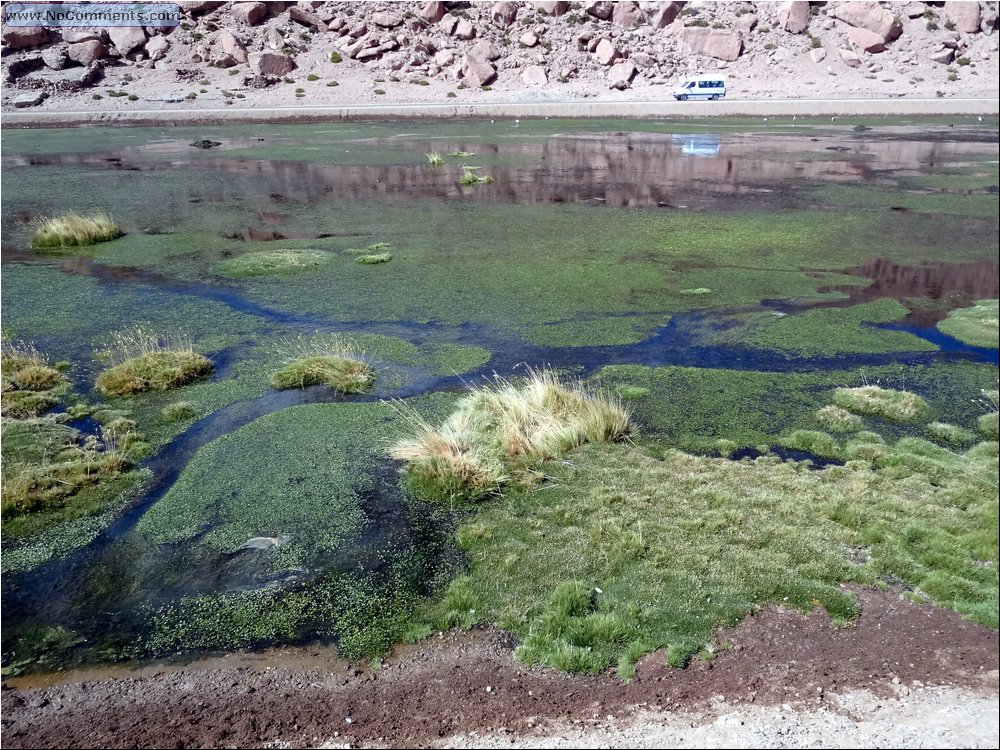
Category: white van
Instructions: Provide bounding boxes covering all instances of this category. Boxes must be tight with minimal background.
[672,75,727,101]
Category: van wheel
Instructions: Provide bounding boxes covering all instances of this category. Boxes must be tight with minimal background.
[710,95,719,101]
[677,94,688,101]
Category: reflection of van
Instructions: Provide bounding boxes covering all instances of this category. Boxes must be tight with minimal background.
[672,75,727,101]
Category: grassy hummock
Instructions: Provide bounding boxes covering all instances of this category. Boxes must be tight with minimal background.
[937,299,999,349]
[832,385,928,422]
[270,335,374,393]
[95,328,213,397]
[925,421,976,445]
[355,252,392,265]
[1,338,70,419]
[390,369,632,503]
[214,249,334,278]
[30,212,123,250]
[814,404,864,433]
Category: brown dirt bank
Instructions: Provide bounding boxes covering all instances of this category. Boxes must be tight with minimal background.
[1,588,996,749]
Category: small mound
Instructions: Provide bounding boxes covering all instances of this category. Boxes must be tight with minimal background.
[832,385,928,422]
[1,339,69,418]
[215,249,333,278]
[31,212,122,249]
[815,404,863,433]
[96,351,213,397]
[937,299,999,349]
[271,355,374,393]
[355,253,392,265]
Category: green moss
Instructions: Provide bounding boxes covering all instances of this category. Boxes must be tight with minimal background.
[355,253,392,265]
[937,299,999,349]
[779,429,841,458]
[832,386,929,422]
[615,385,651,401]
[215,249,335,278]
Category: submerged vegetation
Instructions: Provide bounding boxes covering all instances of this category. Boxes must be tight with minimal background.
[355,252,392,265]
[390,369,631,503]
[215,249,334,278]
[457,166,494,186]
[270,335,374,393]
[94,328,213,397]
[30,212,122,250]
[937,299,1000,349]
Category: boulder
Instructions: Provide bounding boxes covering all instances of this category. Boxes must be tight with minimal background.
[265,27,284,50]
[777,1,810,34]
[631,51,657,67]
[471,39,501,61]
[371,11,403,28]
[584,1,614,20]
[929,46,954,64]
[42,46,70,70]
[108,27,146,57]
[217,29,248,63]
[420,1,447,23]
[522,64,548,85]
[232,2,269,25]
[734,13,758,34]
[829,2,902,41]
[644,2,683,29]
[612,1,644,28]
[982,8,998,34]
[289,6,324,30]
[901,2,927,19]
[594,37,621,65]
[67,40,108,66]
[944,1,980,33]
[491,1,519,26]
[145,35,170,61]
[838,47,862,67]
[248,51,296,77]
[810,47,827,63]
[534,1,570,16]
[678,28,743,61]
[180,1,223,15]
[454,19,476,40]
[461,55,496,87]
[434,49,455,66]
[520,31,538,47]
[2,26,49,49]
[14,91,48,108]
[849,27,886,53]
[607,60,637,89]
[61,29,106,43]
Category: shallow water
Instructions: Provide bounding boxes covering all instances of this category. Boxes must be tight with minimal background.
[2,118,997,670]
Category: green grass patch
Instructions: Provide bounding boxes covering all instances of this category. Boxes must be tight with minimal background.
[815,405,864,433]
[978,410,999,439]
[355,253,392,265]
[778,429,841,458]
[925,421,975,445]
[270,335,374,393]
[832,385,929,422]
[1,338,70,419]
[161,401,198,422]
[390,369,631,503]
[425,151,444,167]
[214,249,335,278]
[94,328,212,397]
[30,212,122,250]
[615,385,650,401]
[937,299,999,349]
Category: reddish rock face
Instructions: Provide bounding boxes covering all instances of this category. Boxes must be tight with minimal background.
[67,39,108,66]
[777,1,811,34]
[247,51,296,77]
[231,2,268,26]
[2,26,49,49]
[678,28,743,62]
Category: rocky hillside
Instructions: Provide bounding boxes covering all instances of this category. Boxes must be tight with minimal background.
[2,1,998,110]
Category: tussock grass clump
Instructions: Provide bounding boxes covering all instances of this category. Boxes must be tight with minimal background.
[95,328,212,397]
[390,369,632,503]
[425,151,444,167]
[615,385,650,401]
[162,401,198,422]
[925,421,975,445]
[355,253,392,265]
[815,404,863,432]
[832,385,928,422]
[779,429,841,458]
[270,335,374,393]
[344,242,392,256]
[2,338,70,418]
[457,166,494,186]
[30,212,122,250]
[975,389,998,439]
[214,249,333,278]
[937,299,999,349]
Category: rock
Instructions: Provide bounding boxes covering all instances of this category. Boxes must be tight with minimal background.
[190,139,222,149]
[2,26,49,49]
[24,65,102,92]
[461,55,496,87]
[982,8,998,34]
[180,1,224,15]
[289,6,325,30]
[839,47,862,67]
[594,38,621,65]
[849,27,886,53]
[265,27,284,50]
[471,39,501,61]
[217,29,248,63]
[734,13,758,34]
[41,46,70,71]
[940,30,961,48]
[810,47,827,63]
[14,91,48,108]
[829,2,902,41]
[632,51,657,67]
[678,28,743,61]
[534,1,570,16]
[145,35,170,61]
[454,19,476,40]
[522,64,547,85]
[434,49,455,66]
[944,1,980,33]
[491,2,519,26]
[612,1,643,28]
[61,29,106,43]
[108,27,146,57]
[372,11,403,28]
[608,60,637,89]
[644,2,683,29]
[67,40,108,66]
[420,1,447,23]
[777,1,811,34]
[232,2,269,25]
[901,2,926,19]
[929,46,954,64]
[520,31,538,47]
[584,1,614,20]
[248,51,296,77]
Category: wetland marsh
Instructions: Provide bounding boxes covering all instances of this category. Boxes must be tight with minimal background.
[1,117,997,677]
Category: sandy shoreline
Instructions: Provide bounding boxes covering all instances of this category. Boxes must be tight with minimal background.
[3,95,998,127]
